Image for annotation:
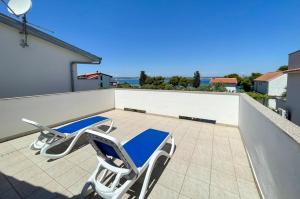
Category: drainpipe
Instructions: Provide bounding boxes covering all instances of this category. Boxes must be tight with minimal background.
[70,59,101,92]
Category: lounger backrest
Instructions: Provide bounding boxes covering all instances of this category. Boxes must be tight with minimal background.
[85,129,139,175]
[22,118,66,137]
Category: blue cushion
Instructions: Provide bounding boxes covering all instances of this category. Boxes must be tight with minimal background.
[95,141,120,159]
[55,116,108,134]
[123,129,169,167]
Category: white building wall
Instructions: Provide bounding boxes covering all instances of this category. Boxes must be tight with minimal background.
[239,93,300,199]
[0,23,91,98]
[0,89,115,141]
[115,89,239,126]
[268,74,287,96]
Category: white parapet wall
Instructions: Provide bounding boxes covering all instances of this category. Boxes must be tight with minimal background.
[115,89,239,126]
[0,89,115,141]
[239,93,300,199]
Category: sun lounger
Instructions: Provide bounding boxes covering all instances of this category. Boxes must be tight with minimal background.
[81,128,175,199]
[22,116,113,159]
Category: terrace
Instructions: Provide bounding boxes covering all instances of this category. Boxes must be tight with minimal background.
[1,89,300,199]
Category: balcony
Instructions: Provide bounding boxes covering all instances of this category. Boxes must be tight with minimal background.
[0,89,300,199]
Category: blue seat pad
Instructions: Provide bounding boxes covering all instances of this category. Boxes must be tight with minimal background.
[55,116,108,134]
[123,129,169,167]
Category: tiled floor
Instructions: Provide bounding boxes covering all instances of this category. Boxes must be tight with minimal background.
[0,110,260,199]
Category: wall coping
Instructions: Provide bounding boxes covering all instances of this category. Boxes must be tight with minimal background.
[115,88,240,96]
[240,93,300,144]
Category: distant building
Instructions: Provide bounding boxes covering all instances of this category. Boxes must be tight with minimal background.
[285,50,300,126]
[0,14,101,98]
[211,78,237,92]
[77,72,113,90]
[254,71,287,96]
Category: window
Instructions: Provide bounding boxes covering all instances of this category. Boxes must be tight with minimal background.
[100,83,103,87]
[100,76,103,80]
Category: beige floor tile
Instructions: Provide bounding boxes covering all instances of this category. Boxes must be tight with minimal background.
[166,158,189,175]
[147,184,179,199]
[212,159,235,177]
[67,174,90,195]
[180,177,209,199]
[209,185,240,199]
[210,170,239,195]
[238,179,260,199]
[186,163,211,184]
[55,166,88,189]
[45,159,75,178]
[157,169,185,192]
[235,164,254,182]
[178,194,192,199]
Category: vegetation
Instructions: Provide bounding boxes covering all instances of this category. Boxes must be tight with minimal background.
[139,71,147,86]
[192,71,200,88]
[277,65,288,71]
[212,83,226,92]
[247,92,269,102]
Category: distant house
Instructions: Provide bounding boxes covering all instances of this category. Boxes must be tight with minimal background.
[254,72,287,96]
[211,78,237,92]
[0,14,101,98]
[285,50,300,126]
[77,72,113,90]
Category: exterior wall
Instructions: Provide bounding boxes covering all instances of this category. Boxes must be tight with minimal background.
[224,84,236,92]
[0,89,115,141]
[239,94,300,199]
[0,23,91,98]
[286,73,300,126]
[288,51,300,69]
[75,79,100,91]
[268,74,287,96]
[115,89,239,126]
[254,81,268,94]
[100,75,112,88]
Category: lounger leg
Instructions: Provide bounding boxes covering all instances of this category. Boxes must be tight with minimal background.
[41,130,86,159]
[139,135,175,199]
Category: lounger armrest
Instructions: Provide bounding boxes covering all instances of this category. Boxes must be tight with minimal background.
[22,118,66,137]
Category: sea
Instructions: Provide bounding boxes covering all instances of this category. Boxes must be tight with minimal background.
[114,77,211,86]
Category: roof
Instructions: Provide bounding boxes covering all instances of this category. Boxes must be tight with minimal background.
[0,13,101,63]
[211,78,237,84]
[289,50,300,55]
[254,71,284,82]
[283,67,300,73]
[77,72,112,79]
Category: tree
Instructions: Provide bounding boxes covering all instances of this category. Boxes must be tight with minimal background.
[169,76,181,86]
[139,71,147,86]
[192,71,200,88]
[212,83,226,92]
[179,77,190,88]
[240,77,252,92]
[277,65,288,71]
[249,73,262,85]
[224,73,242,85]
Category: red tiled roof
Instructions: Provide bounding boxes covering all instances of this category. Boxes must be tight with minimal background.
[254,71,283,82]
[211,78,237,84]
[283,67,300,73]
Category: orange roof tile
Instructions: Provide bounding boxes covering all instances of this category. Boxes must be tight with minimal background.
[254,71,283,81]
[211,78,237,84]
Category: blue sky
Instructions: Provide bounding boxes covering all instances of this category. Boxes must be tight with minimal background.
[1,0,300,77]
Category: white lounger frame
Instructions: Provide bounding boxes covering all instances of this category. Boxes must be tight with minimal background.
[81,129,175,199]
[22,117,114,159]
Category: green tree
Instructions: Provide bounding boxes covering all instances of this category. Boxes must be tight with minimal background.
[179,77,190,88]
[192,71,200,88]
[240,77,252,92]
[169,76,181,86]
[249,73,262,84]
[139,71,147,86]
[212,83,226,92]
[277,65,288,71]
